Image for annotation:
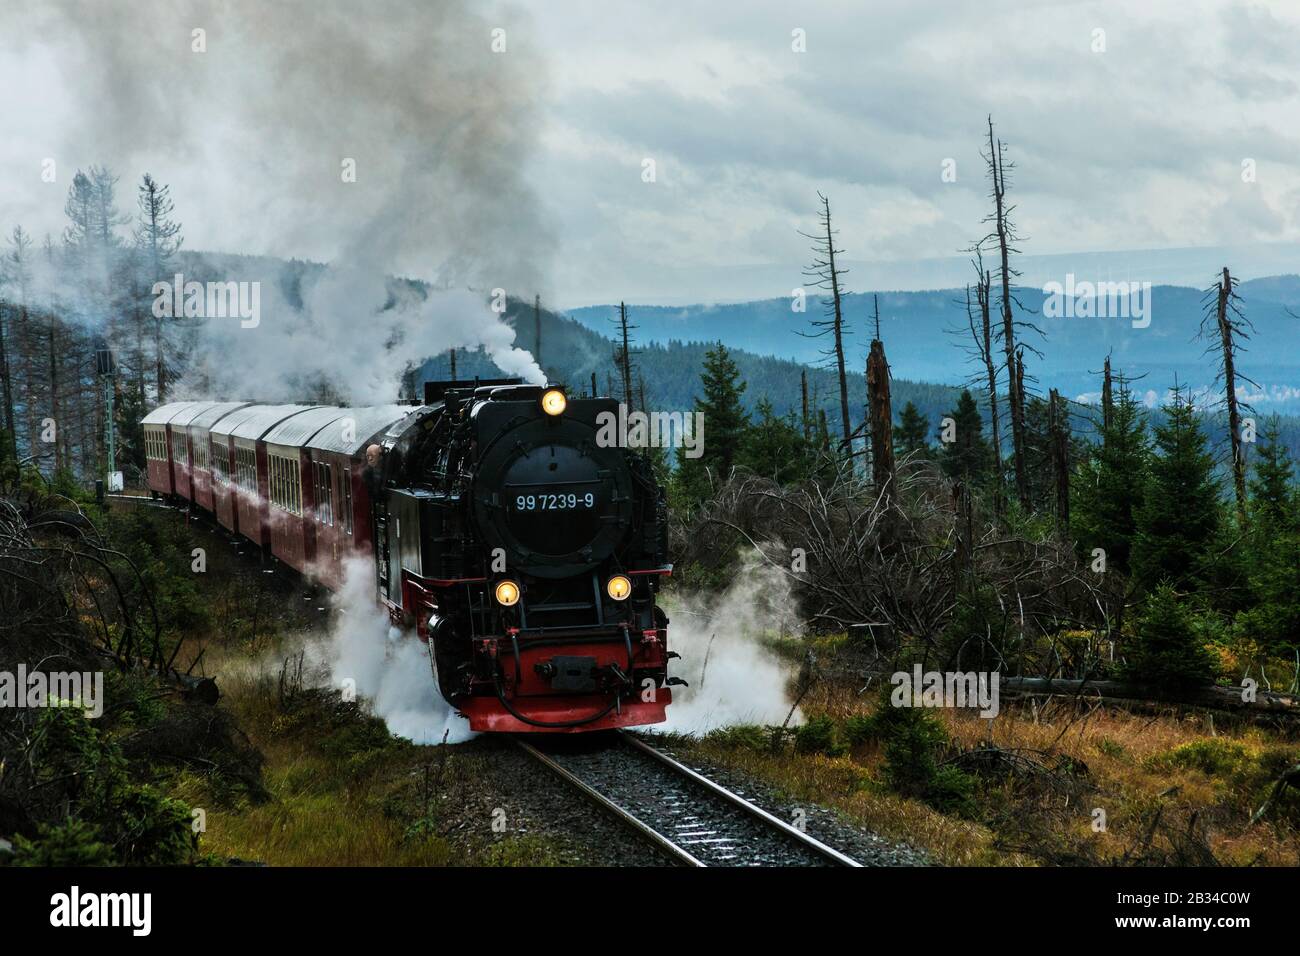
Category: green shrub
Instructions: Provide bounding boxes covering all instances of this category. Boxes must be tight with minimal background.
[1157,739,1249,777]
[704,724,770,752]
[24,707,196,865]
[1096,737,1127,760]
[114,785,195,865]
[1123,585,1219,689]
[877,702,948,796]
[794,715,847,757]
[928,765,977,817]
[10,819,114,867]
[841,713,878,747]
[871,688,976,816]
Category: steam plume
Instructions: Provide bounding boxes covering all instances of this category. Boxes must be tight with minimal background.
[0,0,551,402]
[657,552,804,735]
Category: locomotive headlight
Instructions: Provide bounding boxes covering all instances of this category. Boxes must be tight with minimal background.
[606,575,632,601]
[494,580,521,606]
[540,388,567,416]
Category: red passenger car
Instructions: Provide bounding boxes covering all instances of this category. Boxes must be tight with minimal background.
[260,407,350,574]
[143,402,204,497]
[186,403,251,512]
[305,405,410,590]
[226,405,319,551]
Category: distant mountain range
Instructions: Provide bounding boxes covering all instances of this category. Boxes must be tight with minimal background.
[555,242,1300,306]
[569,275,1300,414]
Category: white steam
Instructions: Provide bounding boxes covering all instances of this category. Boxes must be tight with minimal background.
[307,558,475,745]
[179,277,544,403]
[655,551,804,736]
[286,552,799,744]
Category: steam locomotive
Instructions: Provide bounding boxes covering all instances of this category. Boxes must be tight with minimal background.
[142,379,678,733]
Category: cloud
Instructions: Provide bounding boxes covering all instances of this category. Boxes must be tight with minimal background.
[4,0,1299,310]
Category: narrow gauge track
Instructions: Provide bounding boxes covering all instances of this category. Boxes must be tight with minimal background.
[517,731,862,867]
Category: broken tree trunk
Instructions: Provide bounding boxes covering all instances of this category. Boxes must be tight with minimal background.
[1049,388,1069,533]
[1101,355,1114,433]
[866,337,895,506]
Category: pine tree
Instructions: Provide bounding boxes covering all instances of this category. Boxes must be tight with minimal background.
[673,342,749,510]
[1072,384,1149,574]
[893,400,929,458]
[1249,416,1295,526]
[739,398,812,485]
[1123,584,1217,689]
[134,173,183,403]
[1234,415,1300,655]
[1131,387,1221,592]
[937,389,993,483]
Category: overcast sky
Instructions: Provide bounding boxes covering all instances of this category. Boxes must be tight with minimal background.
[3,0,1299,308]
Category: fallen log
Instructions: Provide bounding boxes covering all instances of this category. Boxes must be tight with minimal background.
[1002,677,1299,717]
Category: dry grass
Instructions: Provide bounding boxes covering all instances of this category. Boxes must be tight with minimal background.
[673,674,1300,867]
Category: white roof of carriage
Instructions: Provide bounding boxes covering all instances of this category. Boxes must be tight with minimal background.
[305,404,412,455]
[263,406,352,448]
[141,401,206,425]
[187,402,254,433]
[224,404,322,441]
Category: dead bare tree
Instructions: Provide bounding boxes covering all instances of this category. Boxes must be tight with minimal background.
[982,117,1042,511]
[1101,355,1114,432]
[611,301,638,412]
[800,368,810,441]
[799,193,853,456]
[1199,267,1256,523]
[952,243,1005,515]
[533,293,542,372]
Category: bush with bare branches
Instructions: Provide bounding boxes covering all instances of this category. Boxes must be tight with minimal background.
[673,457,1123,677]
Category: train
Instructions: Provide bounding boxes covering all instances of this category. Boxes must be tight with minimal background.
[141,379,680,733]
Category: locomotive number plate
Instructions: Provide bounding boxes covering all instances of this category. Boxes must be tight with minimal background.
[513,492,596,511]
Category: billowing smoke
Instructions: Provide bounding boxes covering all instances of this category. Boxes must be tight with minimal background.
[0,0,552,402]
[655,551,804,735]
[308,557,475,745]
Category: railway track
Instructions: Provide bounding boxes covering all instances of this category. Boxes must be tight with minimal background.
[517,730,862,867]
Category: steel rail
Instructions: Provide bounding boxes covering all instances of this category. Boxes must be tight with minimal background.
[515,737,705,867]
[620,731,863,867]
